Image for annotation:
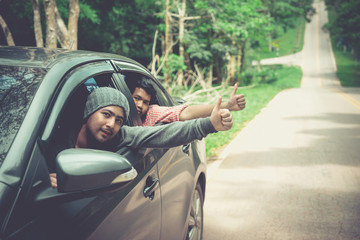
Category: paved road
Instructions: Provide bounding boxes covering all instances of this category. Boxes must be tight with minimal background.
[203,0,360,239]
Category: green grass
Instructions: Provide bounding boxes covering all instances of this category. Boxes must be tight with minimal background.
[333,49,360,87]
[204,66,302,157]
[259,17,306,59]
[330,37,360,87]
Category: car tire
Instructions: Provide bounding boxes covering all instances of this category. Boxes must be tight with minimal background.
[186,182,204,240]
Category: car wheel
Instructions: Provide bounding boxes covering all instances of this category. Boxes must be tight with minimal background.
[186,182,204,240]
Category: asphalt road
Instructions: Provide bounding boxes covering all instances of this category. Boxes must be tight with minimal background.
[203,0,360,239]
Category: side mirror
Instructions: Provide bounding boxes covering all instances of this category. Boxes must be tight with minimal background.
[173,96,186,105]
[56,149,137,193]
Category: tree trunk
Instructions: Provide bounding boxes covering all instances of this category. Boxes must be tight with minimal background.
[31,0,43,47]
[240,41,246,73]
[0,14,15,46]
[54,4,69,48]
[164,0,172,83]
[44,0,57,48]
[225,53,236,86]
[68,0,79,49]
[214,56,222,84]
[206,65,213,87]
[268,33,272,52]
[177,0,186,86]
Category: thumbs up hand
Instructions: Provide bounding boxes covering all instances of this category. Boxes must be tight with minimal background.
[225,83,246,111]
[210,97,233,132]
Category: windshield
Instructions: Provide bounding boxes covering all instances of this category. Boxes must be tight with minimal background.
[0,65,45,166]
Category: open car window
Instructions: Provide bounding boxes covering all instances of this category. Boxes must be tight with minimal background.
[45,73,118,172]
[120,72,172,107]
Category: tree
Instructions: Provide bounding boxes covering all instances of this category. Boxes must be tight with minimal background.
[186,0,269,84]
[31,0,43,47]
[43,0,57,48]
[41,0,80,49]
[171,0,201,86]
[0,14,15,46]
[325,0,360,58]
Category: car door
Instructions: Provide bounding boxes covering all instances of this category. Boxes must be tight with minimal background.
[2,60,161,240]
[149,83,200,240]
[114,69,198,239]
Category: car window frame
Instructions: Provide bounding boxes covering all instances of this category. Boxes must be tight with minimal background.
[41,61,116,143]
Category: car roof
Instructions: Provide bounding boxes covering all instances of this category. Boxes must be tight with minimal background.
[0,46,139,69]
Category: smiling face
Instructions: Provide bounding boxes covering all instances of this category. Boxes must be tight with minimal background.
[132,87,151,118]
[86,105,125,143]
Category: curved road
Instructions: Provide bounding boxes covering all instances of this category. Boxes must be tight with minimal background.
[204,0,360,239]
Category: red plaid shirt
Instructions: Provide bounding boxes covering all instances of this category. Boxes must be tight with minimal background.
[142,104,188,126]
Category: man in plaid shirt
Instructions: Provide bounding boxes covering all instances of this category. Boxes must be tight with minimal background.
[132,78,246,126]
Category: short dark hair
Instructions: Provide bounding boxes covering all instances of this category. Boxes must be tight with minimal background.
[135,77,157,101]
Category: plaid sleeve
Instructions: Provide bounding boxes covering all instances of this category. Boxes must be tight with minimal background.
[142,104,188,126]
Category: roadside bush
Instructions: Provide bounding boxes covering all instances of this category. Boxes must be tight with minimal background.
[238,67,279,86]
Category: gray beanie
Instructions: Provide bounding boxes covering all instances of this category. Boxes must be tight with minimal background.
[84,87,130,120]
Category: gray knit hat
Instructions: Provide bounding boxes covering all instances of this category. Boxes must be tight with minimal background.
[83,87,130,120]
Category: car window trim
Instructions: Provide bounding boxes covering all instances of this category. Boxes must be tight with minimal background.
[41,61,115,142]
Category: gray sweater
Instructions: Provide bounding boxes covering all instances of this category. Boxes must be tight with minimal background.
[113,117,215,151]
[48,117,215,172]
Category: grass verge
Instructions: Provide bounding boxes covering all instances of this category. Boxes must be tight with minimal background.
[330,39,360,87]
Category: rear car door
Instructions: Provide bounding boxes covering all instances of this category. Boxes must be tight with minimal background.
[150,82,201,240]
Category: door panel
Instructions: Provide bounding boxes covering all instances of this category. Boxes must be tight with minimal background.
[157,147,195,240]
[88,167,161,240]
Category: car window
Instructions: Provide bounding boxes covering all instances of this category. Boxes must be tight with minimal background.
[0,65,45,166]
[45,73,117,172]
[121,72,172,106]
[152,82,172,106]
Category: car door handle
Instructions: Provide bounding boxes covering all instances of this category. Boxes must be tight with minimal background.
[182,143,190,156]
[143,177,159,200]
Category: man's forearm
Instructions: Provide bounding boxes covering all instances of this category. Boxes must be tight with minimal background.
[117,118,216,150]
[179,104,215,121]
[179,102,231,121]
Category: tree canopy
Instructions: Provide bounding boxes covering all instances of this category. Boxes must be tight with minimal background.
[0,0,315,86]
[324,0,360,59]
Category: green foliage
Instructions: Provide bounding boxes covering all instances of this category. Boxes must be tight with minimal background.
[1,0,310,85]
[259,17,306,59]
[0,0,35,45]
[328,22,360,87]
[238,66,279,86]
[185,33,213,64]
[79,2,100,24]
[325,0,360,59]
[263,0,314,30]
[161,54,187,79]
[78,0,160,65]
[185,0,271,81]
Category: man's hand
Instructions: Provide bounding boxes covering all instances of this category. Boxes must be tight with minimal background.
[49,173,57,188]
[210,97,233,131]
[223,83,246,111]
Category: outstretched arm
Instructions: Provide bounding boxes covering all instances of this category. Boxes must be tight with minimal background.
[116,100,233,150]
[179,83,245,121]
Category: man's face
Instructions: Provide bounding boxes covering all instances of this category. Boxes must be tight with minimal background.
[132,87,151,118]
[86,106,125,143]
